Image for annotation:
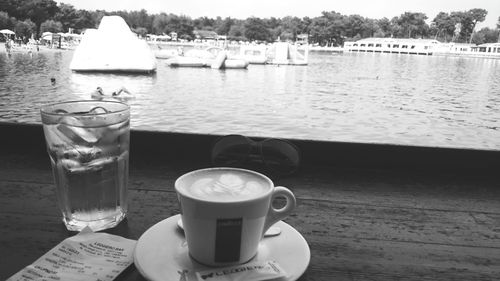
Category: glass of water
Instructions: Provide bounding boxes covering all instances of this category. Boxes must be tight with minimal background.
[41,100,130,231]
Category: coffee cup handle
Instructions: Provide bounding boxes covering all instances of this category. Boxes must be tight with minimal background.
[263,186,296,237]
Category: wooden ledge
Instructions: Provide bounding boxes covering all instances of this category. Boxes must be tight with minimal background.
[1,121,499,174]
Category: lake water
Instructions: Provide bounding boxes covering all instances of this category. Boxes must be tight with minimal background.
[1,48,499,150]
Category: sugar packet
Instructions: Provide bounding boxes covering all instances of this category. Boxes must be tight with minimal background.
[7,227,136,281]
[194,260,287,281]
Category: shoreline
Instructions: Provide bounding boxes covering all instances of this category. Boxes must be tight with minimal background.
[0,42,71,54]
[147,41,344,52]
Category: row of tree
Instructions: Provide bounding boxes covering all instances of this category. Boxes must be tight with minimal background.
[1,0,499,45]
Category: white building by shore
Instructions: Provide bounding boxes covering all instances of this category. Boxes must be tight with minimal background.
[343,38,439,55]
[343,37,500,59]
[433,42,500,58]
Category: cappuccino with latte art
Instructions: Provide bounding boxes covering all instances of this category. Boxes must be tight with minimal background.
[175,167,296,266]
[180,170,269,202]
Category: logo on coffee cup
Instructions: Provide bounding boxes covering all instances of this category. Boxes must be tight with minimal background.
[215,218,242,262]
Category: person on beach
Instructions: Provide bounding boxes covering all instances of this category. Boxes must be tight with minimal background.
[177,46,184,56]
[5,39,11,55]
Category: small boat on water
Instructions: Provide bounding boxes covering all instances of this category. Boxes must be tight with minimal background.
[231,43,309,65]
[164,43,309,68]
[165,47,249,69]
[223,59,250,69]
[166,56,250,69]
[166,56,208,67]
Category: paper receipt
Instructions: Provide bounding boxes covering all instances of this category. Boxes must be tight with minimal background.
[7,227,136,281]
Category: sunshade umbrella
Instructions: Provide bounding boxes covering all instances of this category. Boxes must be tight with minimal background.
[0,29,15,35]
[42,34,53,40]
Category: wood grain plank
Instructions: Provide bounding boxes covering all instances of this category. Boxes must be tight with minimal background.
[2,180,499,248]
[2,213,498,281]
[2,153,500,281]
[2,162,500,213]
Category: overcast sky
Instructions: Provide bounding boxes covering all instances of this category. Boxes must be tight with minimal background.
[57,0,500,29]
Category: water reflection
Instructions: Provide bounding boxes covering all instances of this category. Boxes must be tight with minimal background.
[0,49,499,150]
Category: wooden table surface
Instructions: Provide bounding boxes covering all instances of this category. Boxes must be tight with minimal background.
[1,124,499,280]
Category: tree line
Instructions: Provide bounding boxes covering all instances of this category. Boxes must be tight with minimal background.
[1,0,499,45]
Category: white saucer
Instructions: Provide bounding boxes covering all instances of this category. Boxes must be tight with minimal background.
[134,214,310,281]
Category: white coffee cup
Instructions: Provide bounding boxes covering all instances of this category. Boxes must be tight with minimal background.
[174,167,296,266]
